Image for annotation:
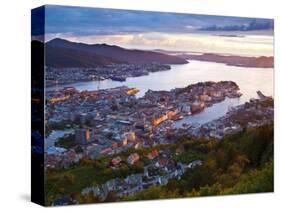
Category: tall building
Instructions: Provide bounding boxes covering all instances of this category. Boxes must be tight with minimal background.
[75,128,92,145]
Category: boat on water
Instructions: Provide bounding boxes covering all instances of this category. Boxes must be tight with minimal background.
[110,76,126,82]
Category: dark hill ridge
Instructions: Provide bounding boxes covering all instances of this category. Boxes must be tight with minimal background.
[46,44,120,68]
[32,40,119,68]
[45,38,188,68]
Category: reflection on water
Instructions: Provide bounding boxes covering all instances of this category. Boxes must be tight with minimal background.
[47,60,274,125]
[174,97,241,127]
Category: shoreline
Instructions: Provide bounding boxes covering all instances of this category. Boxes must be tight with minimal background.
[46,63,173,88]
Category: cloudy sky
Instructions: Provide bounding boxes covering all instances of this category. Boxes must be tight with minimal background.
[32,5,274,56]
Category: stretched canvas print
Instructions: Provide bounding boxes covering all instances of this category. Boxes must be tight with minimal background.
[31,5,274,206]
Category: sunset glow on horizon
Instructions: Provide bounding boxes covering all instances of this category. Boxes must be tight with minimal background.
[32,5,274,57]
[44,32,273,57]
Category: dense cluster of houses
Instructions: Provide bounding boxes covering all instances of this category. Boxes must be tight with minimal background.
[81,148,202,201]
[46,63,171,86]
[44,81,244,169]
[183,92,274,139]
[45,149,83,170]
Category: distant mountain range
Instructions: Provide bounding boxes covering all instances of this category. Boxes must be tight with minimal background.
[179,53,274,68]
[34,38,188,68]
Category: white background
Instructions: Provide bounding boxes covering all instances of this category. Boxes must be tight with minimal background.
[0,0,280,211]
